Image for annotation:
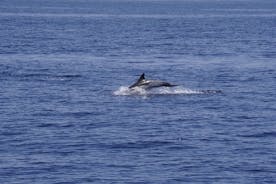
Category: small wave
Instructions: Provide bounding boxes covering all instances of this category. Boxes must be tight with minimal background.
[13,73,82,82]
[113,86,221,96]
[240,132,276,138]
[1,13,276,18]
[108,140,172,149]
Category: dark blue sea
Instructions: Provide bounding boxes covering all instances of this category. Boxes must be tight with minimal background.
[1,0,276,183]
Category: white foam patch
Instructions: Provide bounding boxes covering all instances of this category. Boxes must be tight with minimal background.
[113,86,205,96]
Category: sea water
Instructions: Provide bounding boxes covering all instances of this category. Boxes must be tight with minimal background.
[0,0,276,183]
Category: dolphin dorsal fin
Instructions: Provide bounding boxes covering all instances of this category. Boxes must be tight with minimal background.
[129,73,145,89]
[138,73,145,82]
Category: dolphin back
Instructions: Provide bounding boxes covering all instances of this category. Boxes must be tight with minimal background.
[129,73,177,89]
[145,81,177,89]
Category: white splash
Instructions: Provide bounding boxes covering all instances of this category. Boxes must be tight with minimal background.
[113,86,207,96]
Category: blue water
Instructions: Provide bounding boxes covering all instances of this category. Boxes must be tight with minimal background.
[1,0,276,183]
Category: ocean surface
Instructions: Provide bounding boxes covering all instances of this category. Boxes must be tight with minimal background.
[1,0,276,183]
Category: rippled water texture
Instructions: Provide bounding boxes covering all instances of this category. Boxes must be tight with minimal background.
[0,0,276,183]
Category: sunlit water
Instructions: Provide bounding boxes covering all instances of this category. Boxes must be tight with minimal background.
[0,0,276,183]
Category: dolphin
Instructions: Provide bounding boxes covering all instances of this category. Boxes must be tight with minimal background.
[129,73,177,90]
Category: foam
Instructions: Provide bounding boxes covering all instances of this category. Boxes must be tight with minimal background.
[113,86,215,96]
